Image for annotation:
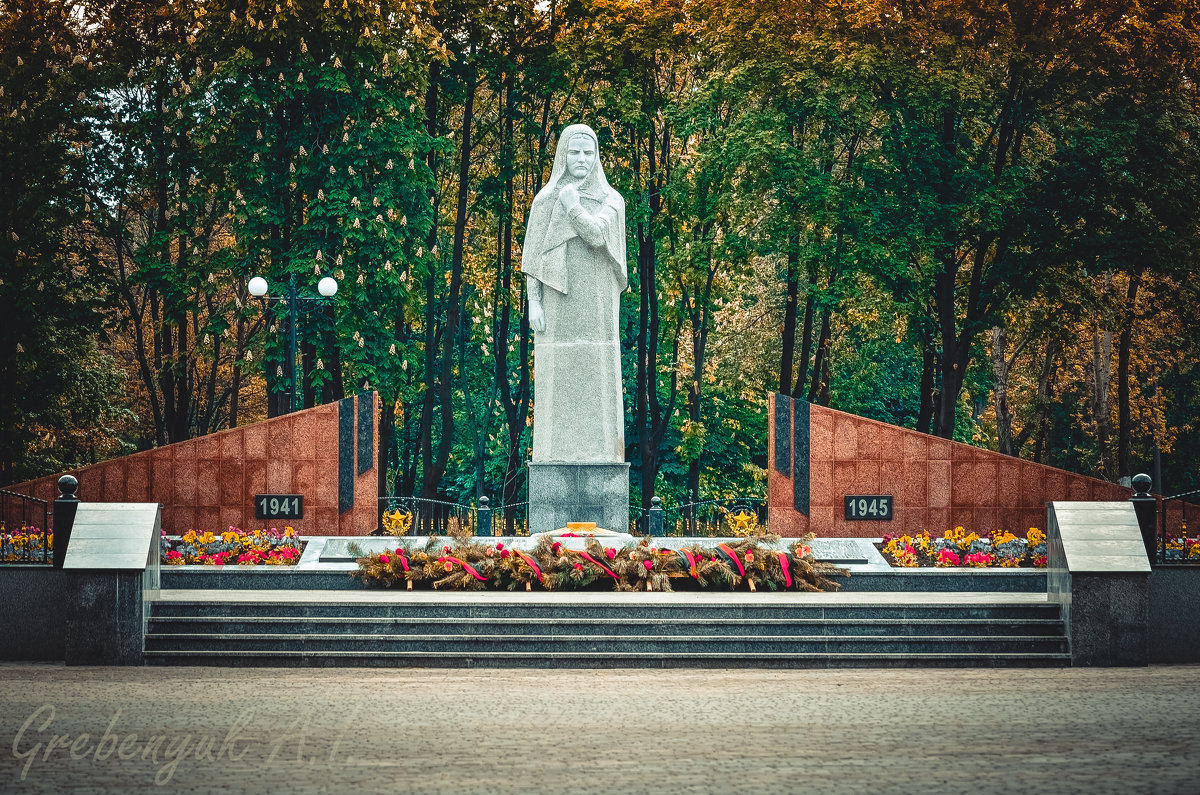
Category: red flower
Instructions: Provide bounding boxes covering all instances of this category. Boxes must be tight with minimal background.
[496,543,505,550]
[552,542,562,552]
[604,547,616,561]
[500,549,511,558]
[744,551,754,562]
[574,563,583,571]
[442,545,452,553]
[379,553,391,564]
[642,560,654,571]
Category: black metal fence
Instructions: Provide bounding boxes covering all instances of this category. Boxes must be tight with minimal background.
[656,497,768,537]
[377,496,530,537]
[0,488,51,564]
[1160,488,1200,564]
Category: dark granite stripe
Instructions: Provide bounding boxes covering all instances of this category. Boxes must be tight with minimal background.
[338,397,355,513]
[357,392,373,476]
[793,399,810,516]
[773,393,791,474]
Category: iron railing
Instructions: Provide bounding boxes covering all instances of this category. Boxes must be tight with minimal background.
[659,497,768,537]
[377,497,530,537]
[1160,488,1200,564]
[0,488,51,564]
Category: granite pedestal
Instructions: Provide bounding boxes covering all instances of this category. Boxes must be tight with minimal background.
[528,462,629,535]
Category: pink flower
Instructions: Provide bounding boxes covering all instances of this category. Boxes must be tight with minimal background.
[604,547,616,561]
[379,554,390,564]
[744,551,754,562]
[496,543,505,550]
[574,563,583,571]
[552,542,562,552]
[166,550,182,560]
[500,549,511,559]
[442,545,452,553]
[642,560,654,571]
[485,547,495,557]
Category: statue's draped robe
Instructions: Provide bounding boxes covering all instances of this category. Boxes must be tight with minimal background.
[523,125,626,463]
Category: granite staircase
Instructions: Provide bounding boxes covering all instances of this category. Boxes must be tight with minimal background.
[144,593,1070,668]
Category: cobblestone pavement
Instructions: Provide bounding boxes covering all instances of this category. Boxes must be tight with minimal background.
[2,663,1198,794]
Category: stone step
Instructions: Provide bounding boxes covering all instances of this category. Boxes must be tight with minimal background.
[149,600,1061,622]
[144,590,1068,668]
[160,568,1048,593]
[147,616,1066,638]
[145,632,1068,655]
[142,649,1072,669]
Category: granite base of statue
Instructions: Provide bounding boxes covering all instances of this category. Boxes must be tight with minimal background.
[524,124,629,534]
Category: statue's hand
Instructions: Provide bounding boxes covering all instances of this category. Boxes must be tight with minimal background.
[529,298,547,333]
[559,184,579,209]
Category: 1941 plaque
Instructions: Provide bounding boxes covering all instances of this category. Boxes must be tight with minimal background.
[255,494,304,520]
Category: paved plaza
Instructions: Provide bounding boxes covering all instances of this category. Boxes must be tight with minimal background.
[1,663,1198,794]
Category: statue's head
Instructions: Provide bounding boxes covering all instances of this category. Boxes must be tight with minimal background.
[565,133,597,180]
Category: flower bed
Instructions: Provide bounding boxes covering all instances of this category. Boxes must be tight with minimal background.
[1165,531,1200,561]
[879,527,1047,568]
[0,526,52,563]
[160,527,303,565]
[352,532,845,592]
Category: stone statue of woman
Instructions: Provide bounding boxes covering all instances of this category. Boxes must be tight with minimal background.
[522,124,627,464]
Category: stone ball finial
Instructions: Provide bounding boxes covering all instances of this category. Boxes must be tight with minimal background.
[58,474,79,498]
[479,495,490,508]
[651,496,662,508]
[1131,473,1152,496]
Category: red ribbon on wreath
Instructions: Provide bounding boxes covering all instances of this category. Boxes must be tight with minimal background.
[444,556,488,582]
[577,551,620,579]
[515,550,543,584]
[776,550,792,588]
[680,547,700,578]
[717,543,745,577]
[397,550,410,572]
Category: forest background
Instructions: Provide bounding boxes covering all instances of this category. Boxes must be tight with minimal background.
[3,0,1199,518]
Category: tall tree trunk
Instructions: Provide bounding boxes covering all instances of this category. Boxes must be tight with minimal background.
[1116,269,1142,480]
[422,66,475,499]
[1091,322,1114,478]
[779,247,799,395]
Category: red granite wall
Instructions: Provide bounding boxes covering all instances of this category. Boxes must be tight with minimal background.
[3,393,379,536]
[768,394,1132,538]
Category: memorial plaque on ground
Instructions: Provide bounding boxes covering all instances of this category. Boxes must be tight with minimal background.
[809,538,870,564]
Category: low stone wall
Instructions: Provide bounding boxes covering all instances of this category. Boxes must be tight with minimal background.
[0,567,69,661]
[1149,566,1200,663]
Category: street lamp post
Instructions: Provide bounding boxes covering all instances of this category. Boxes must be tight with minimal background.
[248,273,338,414]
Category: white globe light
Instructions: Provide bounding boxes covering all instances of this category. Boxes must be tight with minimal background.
[318,276,338,297]
[247,276,269,297]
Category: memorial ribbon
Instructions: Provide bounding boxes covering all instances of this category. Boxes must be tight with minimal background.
[577,551,619,579]
[680,547,699,578]
[397,550,410,573]
[515,550,543,584]
[445,556,488,582]
[776,550,792,588]
[717,543,745,577]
